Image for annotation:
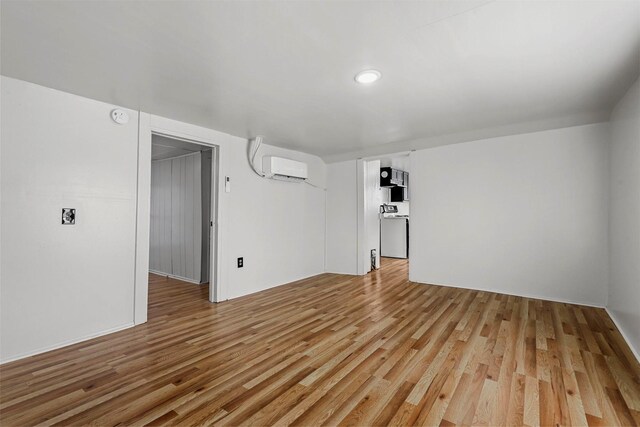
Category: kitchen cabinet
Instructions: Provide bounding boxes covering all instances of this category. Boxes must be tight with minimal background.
[381,167,409,200]
[403,172,409,200]
[380,167,402,187]
[381,167,409,185]
[393,169,404,185]
[390,172,409,201]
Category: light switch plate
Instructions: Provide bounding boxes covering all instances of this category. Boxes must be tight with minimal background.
[62,208,76,225]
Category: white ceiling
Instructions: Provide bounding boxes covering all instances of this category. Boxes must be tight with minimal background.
[151,135,209,161]
[2,1,639,161]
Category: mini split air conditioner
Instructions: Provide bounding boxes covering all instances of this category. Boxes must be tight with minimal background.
[262,156,308,182]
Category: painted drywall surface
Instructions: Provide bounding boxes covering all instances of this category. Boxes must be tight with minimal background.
[0,76,139,362]
[149,152,203,283]
[410,123,610,306]
[326,160,358,274]
[608,78,640,358]
[394,201,410,216]
[145,114,328,301]
[222,145,327,300]
[380,156,410,171]
[1,77,328,361]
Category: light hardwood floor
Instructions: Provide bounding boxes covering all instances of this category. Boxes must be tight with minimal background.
[1,258,639,426]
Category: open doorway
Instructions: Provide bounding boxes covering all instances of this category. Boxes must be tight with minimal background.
[148,134,215,305]
[358,154,410,276]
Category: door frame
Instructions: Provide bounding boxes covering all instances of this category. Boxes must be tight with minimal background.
[134,113,223,325]
[356,152,412,276]
[356,159,367,275]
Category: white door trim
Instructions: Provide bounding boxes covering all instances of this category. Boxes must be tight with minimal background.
[134,113,224,324]
[356,152,413,277]
[356,159,366,275]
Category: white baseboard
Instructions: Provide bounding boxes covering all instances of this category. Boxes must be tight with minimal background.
[227,270,326,300]
[149,269,202,285]
[0,322,135,365]
[324,268,359,276]
[605,307,640,364]
[409,278,606,309]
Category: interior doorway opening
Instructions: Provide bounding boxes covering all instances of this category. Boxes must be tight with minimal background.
[148,134,216,305]
[358,153,411,275]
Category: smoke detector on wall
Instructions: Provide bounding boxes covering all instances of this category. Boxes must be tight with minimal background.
[110,109,129,124]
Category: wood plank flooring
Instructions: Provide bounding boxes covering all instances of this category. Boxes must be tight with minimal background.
[1,258,639,426]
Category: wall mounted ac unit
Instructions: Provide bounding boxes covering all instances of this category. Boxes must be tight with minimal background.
[262,156,308,182]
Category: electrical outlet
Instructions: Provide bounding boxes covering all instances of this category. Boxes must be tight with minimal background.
[237,257,243,268]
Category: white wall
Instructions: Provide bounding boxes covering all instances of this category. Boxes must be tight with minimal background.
[219,139,327,300]
[409,123,610,306]
[1,77,327,362]
[139,114,328,306]
[1,77,139,362]
[608,78,640,359]
[325,160,358,274]
[392,200,410,216]
[149,152,203,283]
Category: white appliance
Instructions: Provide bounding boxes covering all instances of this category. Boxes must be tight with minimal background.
[262,156,308,182]
[381,217,409,258]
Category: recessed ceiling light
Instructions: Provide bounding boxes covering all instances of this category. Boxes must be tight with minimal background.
[354,69,382,84]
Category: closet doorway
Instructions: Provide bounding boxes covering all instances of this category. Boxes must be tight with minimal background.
[148,134,216,303]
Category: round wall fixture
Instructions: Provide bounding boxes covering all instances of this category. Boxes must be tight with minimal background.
[354,69,382,84]
[111,109,129,124]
